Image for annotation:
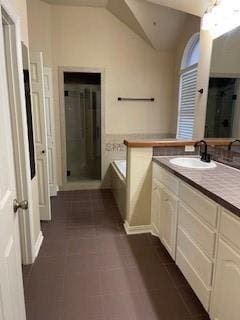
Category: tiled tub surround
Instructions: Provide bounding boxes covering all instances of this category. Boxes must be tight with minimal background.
[102,134,173,187]
[153,156,240,217]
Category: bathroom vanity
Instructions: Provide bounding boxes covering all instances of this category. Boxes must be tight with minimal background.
[151,157,240,320]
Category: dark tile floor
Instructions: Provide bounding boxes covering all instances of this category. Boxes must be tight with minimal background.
[23,189,210,320]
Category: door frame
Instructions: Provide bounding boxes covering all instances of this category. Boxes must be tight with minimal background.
[59,66,105,190]
[0,0,36,264]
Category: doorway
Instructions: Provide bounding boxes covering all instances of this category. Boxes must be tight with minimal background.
[61,71,102,185]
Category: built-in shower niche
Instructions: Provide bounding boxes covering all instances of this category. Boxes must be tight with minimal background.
[64,72,101,181]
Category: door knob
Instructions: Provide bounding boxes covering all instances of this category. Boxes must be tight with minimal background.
[41,150,45,154]
[13,199,28,213]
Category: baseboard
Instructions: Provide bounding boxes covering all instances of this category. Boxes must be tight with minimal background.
[151,223,159,237]
[34,231,44,259]
[50,184,58,197]
[124,221,152,235]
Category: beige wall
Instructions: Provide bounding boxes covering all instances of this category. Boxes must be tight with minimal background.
[50,6,175,185]
[26,2,206,187]
[10,0,28,44]
[26,0,52,66]
[51,6,174,135]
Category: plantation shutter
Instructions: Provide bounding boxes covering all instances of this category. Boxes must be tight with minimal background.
[177,67,198,139]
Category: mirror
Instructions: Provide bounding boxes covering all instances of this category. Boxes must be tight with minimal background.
[205,26,240,138]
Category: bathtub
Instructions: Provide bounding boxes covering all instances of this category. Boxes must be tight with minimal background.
[111,160,126,220]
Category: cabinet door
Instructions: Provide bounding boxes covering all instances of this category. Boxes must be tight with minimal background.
[151,180,162,235]
[159,188,178,259]
[211,239,240,320]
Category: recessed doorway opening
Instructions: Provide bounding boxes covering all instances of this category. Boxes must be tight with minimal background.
[63,71,102,183]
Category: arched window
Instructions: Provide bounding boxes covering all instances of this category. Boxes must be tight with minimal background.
[177,33,200,139]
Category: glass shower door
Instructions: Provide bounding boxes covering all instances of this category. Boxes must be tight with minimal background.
[64,85,101,181]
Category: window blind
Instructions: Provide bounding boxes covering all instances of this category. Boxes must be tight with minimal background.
[177,67,198,139]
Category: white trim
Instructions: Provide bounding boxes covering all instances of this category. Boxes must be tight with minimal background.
[124,221,152,235]
[181,32,200,70]
[34,231,44,258]
[151,223,159,237]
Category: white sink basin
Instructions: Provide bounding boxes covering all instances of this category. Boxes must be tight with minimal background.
[170,157,216,169]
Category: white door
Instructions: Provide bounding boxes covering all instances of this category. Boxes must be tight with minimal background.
[211,239,240,320]
[43,67,58,197]
[30,52,51,220]
[0,12,26,320]
[159,188,178,260]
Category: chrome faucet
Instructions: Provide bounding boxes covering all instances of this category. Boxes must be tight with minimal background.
[194,140,211,163]
[228,139,240,151]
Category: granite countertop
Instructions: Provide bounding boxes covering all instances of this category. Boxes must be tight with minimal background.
[153,156,240,217]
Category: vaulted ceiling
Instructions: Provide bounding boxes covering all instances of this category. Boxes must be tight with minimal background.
[43,0,108,6]
[146,0,215,17]
[42,0,208,51]
[125,0,187,51]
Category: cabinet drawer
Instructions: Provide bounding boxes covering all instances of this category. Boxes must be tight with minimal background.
[220,209,240,252]
[177,227,213,287]
[179,182,218,228]
[159,167,179,195]
[176,248,211,311]
[179,203,216,258]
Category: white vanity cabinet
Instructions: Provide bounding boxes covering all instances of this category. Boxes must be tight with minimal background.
[176,182,219,311]
[211,209,240,320]
[211,239,240,320]
[159,188,178,259]
[151,178,162,235]
[151,162,179,260]
[151,161,240,319]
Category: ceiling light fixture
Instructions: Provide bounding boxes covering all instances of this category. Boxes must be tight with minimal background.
[202,0,240,38]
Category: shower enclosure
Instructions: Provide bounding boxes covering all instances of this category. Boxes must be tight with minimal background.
[64,72,101,181]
